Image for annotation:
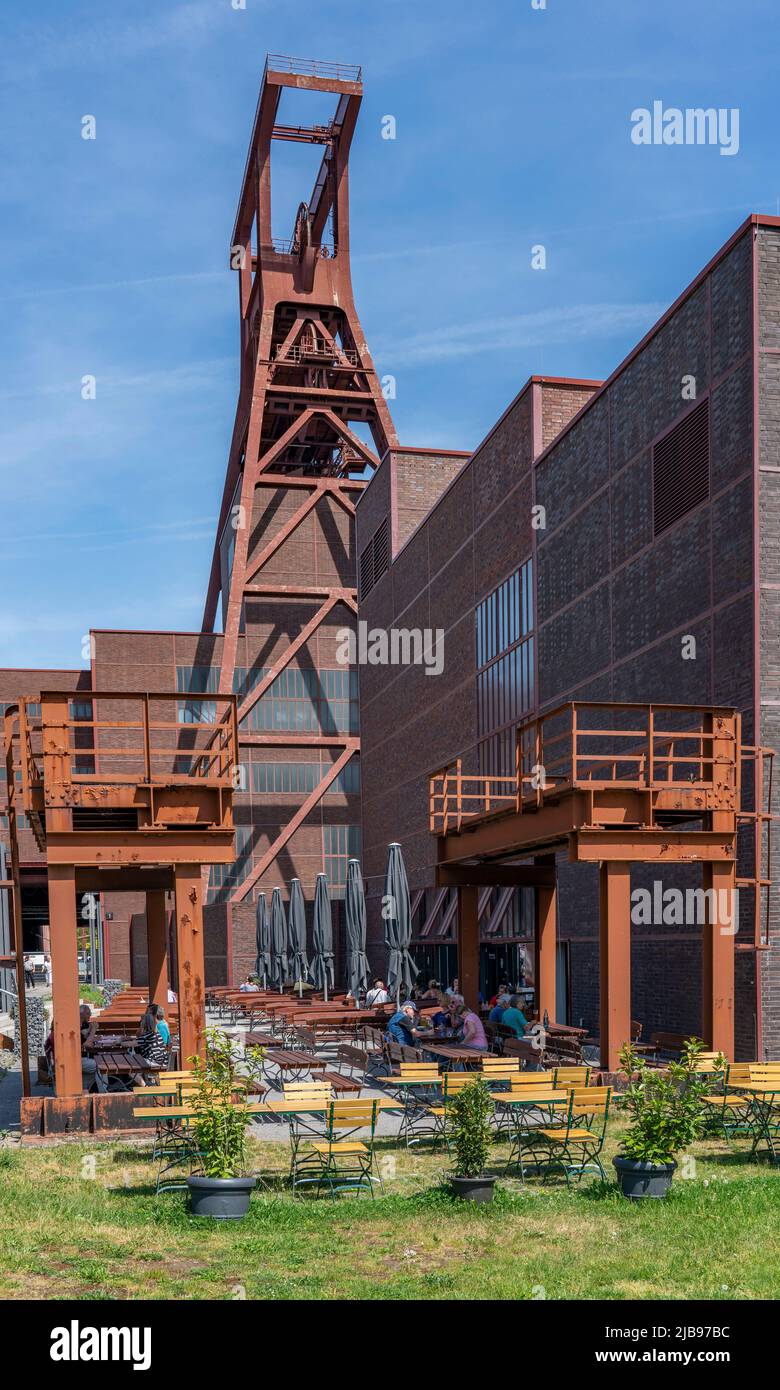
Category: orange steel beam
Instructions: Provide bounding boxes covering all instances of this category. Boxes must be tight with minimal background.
[48,864,82,1096]
[599,862,632,1074]
[701,711,738,1056]
[258,474,366,491]
[146,890,168,1009]
[572,831,735,862]
[174,865,206,1067]
[231,742,358,903]
[701,860,736,1056]
[457,886,480,1013]
[240,732,352,748]
[44,830,236,867]
[3,708,31,1096]
[535,855,557,1024]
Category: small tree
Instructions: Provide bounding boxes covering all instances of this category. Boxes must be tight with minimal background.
[617,1037,719,1166]
[449,1077,493,1178]
[188,1028,264,1180]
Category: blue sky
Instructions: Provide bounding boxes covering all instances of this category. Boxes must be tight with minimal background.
[1,0,778,668]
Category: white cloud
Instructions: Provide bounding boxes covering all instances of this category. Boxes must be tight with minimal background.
[374,302,665,367]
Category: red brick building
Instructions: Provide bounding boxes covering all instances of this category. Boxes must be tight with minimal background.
[356,214,780,1060]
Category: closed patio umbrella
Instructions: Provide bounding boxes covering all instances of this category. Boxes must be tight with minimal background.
[345,858,369,1000]
[384,841,418,1006]
[311,873,334,1001]
[269,887,288,993]
[254,892,270,989]
[288,878,309,997]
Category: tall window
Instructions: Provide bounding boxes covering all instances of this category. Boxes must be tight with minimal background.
[209,826,252,895]
[475,559,534,777]
[176,666,220,725]
[241,668,358,735]
[324,824,361,894]
[251,760,360,795]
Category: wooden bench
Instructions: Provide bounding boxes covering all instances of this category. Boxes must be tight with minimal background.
[320,1069,362,1095]
[645,1032,702,1061]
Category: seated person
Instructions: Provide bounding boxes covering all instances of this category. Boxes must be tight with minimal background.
[79,1004,94,1050]
[135,1005,169,1068]
[419,978,440,1001]
[167,987,177,1004]
[155,1005,171,1046]
[430,990,453,1032]
[456,1003,488,1051]
[366,978,390,1006]
[384,1001,417,1047]
[239,974,260,993]
[488,993,511,1025]
[501,994,529,1038]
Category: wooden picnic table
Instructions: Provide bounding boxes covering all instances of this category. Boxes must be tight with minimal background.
[420,1043,491,1069]
[264,1048,327,1079]
[244,1032,276,1050]
[97,1050,161,1081]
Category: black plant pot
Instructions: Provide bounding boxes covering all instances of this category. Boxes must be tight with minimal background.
[613,1156,676,1200]
[187,1175,257,1219]
[450,1174,496,1205]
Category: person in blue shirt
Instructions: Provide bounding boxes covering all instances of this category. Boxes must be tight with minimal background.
[385,1002,417,1046]
[155,1005,171,1046]
[501,995,528,1038]
[488,993,511,1025]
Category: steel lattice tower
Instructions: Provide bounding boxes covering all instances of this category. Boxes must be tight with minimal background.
[201,56,396,916]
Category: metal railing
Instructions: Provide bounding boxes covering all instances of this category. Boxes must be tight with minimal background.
[265,54,362,83]
[273,339,358,366]
[4,692,239,809]
[429,701,745,833]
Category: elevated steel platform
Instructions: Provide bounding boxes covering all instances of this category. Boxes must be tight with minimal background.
[429,703,773,1068]
[3,692,239,1099]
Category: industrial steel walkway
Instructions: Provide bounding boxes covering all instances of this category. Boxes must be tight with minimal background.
[429,702,772,1068]
[3,692,238,1110]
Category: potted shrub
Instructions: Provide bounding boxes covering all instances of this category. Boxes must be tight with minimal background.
[448,1076,497,1204]
[613,1038,718,1199]
[186,1028,263,1220]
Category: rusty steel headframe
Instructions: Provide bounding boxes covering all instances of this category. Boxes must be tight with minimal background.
[200,56,397,905]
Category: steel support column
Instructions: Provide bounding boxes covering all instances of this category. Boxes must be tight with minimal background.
[174,866,206,1068]
[146,890,168,1010]
[702,860,736,1057]
[599,862,632,1074]
[48,864,82,1097]
[534,856,557,1022]
[457,886,480,1011]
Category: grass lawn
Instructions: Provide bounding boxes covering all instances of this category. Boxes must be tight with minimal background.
[1,1117,779,1301]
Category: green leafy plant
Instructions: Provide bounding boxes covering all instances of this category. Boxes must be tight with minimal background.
[448,1078,493,1178]
[188,1028,264,1179]
[617,1037,716,1165]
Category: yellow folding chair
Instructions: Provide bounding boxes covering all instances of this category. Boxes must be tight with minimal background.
[292,1099,381,1198]
[553,1066,592,1090]
[394,1063,442,1146]
[529,1086,611,1184]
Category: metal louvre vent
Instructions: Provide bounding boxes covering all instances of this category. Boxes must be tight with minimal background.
[358,516,389,598]
[653,397,710,537]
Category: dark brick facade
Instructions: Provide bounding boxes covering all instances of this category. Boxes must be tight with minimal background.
[357,217,780,1058]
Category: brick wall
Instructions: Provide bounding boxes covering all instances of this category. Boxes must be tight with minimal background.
[758,224,780,1056]
[357,223,766,1052]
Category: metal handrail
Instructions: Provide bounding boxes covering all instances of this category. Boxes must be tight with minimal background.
[265,54,362,83]
[429,702,744,834]
[4,692,239,805]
